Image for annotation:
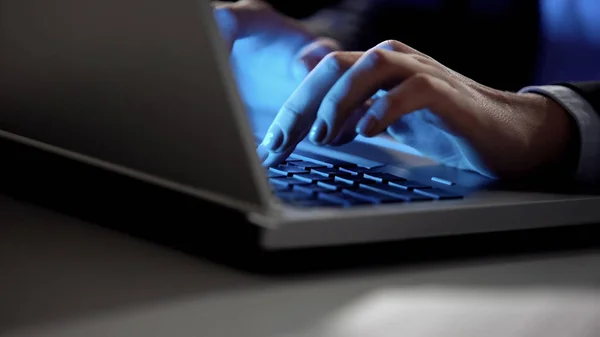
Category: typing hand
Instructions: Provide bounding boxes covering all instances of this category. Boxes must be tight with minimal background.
[212,0,341,129]
[258,40,574,178]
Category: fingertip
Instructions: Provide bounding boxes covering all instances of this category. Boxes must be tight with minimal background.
[356,114,378,137]
[354,95,390,137]
[261,152,285,168]
[260,127,284,152]
[256,144,269,163]
[308,119,328,144]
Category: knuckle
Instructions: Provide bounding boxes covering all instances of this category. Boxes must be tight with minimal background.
[277,103,316,130]
[321,51,351,73]
[278,102,303,117]
[377,39,401,51]
[272,104,314,136]
[321,92,344,115]
[411,73,438,91]
[378,39,429,58]
[319,93,348,124]
[364,48,390,68]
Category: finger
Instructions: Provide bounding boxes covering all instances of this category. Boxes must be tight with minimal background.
[259,136,300,167]
[379,39,474,84]
[298,38,342,71]
[258,51,363,157]
[329,100,372,146]
[259,104,363,165]
[291,37,342,82]
[311,43,438,145]
[212,0,275,52]
[355,73,471,138]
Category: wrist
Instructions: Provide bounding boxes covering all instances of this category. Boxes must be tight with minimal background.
[519,92,580,177]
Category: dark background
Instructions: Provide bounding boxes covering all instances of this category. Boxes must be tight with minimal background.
[227,0,600,92]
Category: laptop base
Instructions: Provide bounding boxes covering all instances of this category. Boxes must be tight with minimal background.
[2,136,600,275]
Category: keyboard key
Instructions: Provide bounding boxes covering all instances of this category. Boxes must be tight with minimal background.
[317,180,357,191]
[276,191,316,202]
[389,180,431,190]
[277,155,464,204]
[414,188,463,200]
[342,188,406,204]
[269,165,310,176]
[293,184,333,195]
[339,166,373,175]
[294,173,334,183]
[318,192,371,206]
[267,170,285,178]
[360,184,433,201]
[287,161,327,169]
[311,167,344,177]
[334,175,379,186]
[269,177,310,189]
[363,172,407,183]
[431,176,455,186]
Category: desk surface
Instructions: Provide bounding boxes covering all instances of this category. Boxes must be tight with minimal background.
[2,194,600,337]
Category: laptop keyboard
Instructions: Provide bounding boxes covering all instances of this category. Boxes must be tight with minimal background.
[267,157,464,208]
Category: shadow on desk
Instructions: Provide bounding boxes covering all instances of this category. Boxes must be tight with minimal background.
[3,191,600,335]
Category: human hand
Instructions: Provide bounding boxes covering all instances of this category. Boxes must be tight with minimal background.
[212,0,341,130]
[258,40,575,178]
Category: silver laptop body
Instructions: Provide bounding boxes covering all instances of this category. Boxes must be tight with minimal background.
[1,0,599,250]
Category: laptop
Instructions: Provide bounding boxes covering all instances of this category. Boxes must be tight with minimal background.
[1,0,599,251]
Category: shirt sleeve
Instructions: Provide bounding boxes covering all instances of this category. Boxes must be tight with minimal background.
[519,85,600,184]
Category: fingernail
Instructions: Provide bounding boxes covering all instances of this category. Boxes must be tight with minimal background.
[261,128,284,151]
[309,120,328,144]
[356,115,377,136]
[257,146,269,162]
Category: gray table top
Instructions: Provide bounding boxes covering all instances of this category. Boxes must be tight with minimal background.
[2,194,600,337]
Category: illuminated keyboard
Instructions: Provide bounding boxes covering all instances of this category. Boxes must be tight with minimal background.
[268,157,464,208]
